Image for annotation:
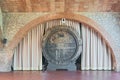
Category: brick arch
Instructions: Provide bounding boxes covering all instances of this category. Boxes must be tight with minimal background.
[7,12,119,70]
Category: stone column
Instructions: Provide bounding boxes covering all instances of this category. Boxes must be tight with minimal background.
[114,49,120,72]
[0,49,13,72]
[115,65,120,72]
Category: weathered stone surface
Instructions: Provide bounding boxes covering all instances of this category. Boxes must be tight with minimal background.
[115,64,120,72]
[0,49,13,72]
[2,13,48,42]
[77,12,120,48]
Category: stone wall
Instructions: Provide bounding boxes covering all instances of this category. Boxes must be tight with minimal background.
[2,12,49,41]
[78,12,120,48]
[0,12,120,72]
[0,50,13,72]
[2,12,120,49]
[0,12,3,48]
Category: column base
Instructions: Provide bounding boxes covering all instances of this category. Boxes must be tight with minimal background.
[115,65,120,72]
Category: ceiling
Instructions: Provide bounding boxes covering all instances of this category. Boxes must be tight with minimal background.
[0,0,120,12]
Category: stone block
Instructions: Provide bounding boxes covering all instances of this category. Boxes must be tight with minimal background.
[0,50,13,72]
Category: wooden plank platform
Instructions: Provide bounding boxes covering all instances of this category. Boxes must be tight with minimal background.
[0,71,120,80]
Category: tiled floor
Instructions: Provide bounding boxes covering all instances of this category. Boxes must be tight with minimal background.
[0,71,120,80]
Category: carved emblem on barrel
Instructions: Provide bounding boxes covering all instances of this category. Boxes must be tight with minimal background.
[42,25,82,66]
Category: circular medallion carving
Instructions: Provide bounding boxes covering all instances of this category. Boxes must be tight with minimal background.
[42,25,82,65]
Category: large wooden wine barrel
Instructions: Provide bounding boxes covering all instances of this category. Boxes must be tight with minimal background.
[42,25,82,70]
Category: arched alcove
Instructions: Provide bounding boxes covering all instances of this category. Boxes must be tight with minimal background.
[7,12,118,70]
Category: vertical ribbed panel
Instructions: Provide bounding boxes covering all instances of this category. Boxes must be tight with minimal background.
[86,27,90,70]
[97,34,103,70]
[81,25,86,70]
[13,24,44,70]
[108,48,112,70]
[81,24,112,70]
